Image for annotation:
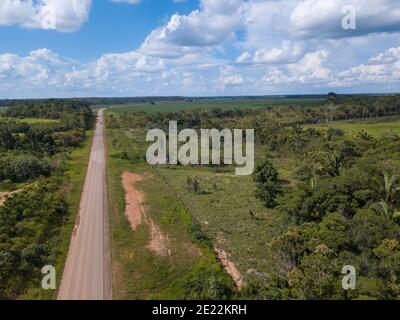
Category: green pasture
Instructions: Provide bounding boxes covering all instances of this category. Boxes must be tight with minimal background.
[310,118,400,138]
[107,97,325,114]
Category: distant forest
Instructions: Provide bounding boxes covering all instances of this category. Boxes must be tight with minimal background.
[0,93,396,108]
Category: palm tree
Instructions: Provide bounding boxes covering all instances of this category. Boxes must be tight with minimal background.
[357,130,372,141]
[374,172,400,206]
[372,172,400,221]
[306,128,321,138]
[292,124,304,137]
[317,151,344,177]
[371,201,400,221]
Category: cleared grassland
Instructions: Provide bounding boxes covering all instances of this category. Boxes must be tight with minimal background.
[16,118,60,124]
[156,167,282,275]
[0,117,60,124]
[108,97,325,115]
[309,117,400,137]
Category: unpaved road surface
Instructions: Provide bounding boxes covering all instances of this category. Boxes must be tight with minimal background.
[58,109,111,300]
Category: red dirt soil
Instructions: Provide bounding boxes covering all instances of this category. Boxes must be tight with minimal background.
[122,172,144,231]
[215,247,244,290]
[121,171,170,256]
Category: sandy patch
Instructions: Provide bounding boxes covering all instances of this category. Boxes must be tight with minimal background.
[215,247,244,291]
[146,220,171,256]
[122,172,144,231]
[0,190,22,206]
[122,171,170,256]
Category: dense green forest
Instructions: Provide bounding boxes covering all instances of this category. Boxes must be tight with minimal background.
[108,94,400,130]
[0,100,94,299]
[107,94,400,300]
[248,125,400,299]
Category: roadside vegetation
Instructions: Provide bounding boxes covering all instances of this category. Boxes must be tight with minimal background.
[106,94,400,300]
[0,100,95,299]
[106,128,234,299]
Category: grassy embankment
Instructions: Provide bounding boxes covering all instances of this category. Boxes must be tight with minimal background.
[106,125,232,299]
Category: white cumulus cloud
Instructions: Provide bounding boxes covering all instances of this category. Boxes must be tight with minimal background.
[0,0,92,32]
[290,0,400,39]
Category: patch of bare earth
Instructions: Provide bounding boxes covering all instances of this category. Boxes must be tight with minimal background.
[121,171,170,256]
[122,172,144,230]
[146,220,171,256]
[0,190,22,206]
[215,247,244,291]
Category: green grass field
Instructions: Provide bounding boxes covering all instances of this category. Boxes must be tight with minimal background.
[16,118,60,124]
[310,118,400,138]
[0,117,60,124]
[107,97,325,114]
[156,167,282,275]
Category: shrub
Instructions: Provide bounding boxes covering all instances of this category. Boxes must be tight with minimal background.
[253,159,282,208]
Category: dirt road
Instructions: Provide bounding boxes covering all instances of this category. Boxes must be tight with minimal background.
[58,109,111,300]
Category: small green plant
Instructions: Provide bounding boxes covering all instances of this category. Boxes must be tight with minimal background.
[187,176,202,194]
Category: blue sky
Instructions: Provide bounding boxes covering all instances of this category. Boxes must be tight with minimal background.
[0,0,400,98]
[0,0,199,62]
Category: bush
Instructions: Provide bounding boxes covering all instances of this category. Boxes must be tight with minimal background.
[293,164,314,182]
[0,156,52,183]
[0,181,68,298]
[253,159,282,208]
[181,263,234,300]
[327,127,344,140]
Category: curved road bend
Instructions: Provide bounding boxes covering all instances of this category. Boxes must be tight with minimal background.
[58,109,111,300]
